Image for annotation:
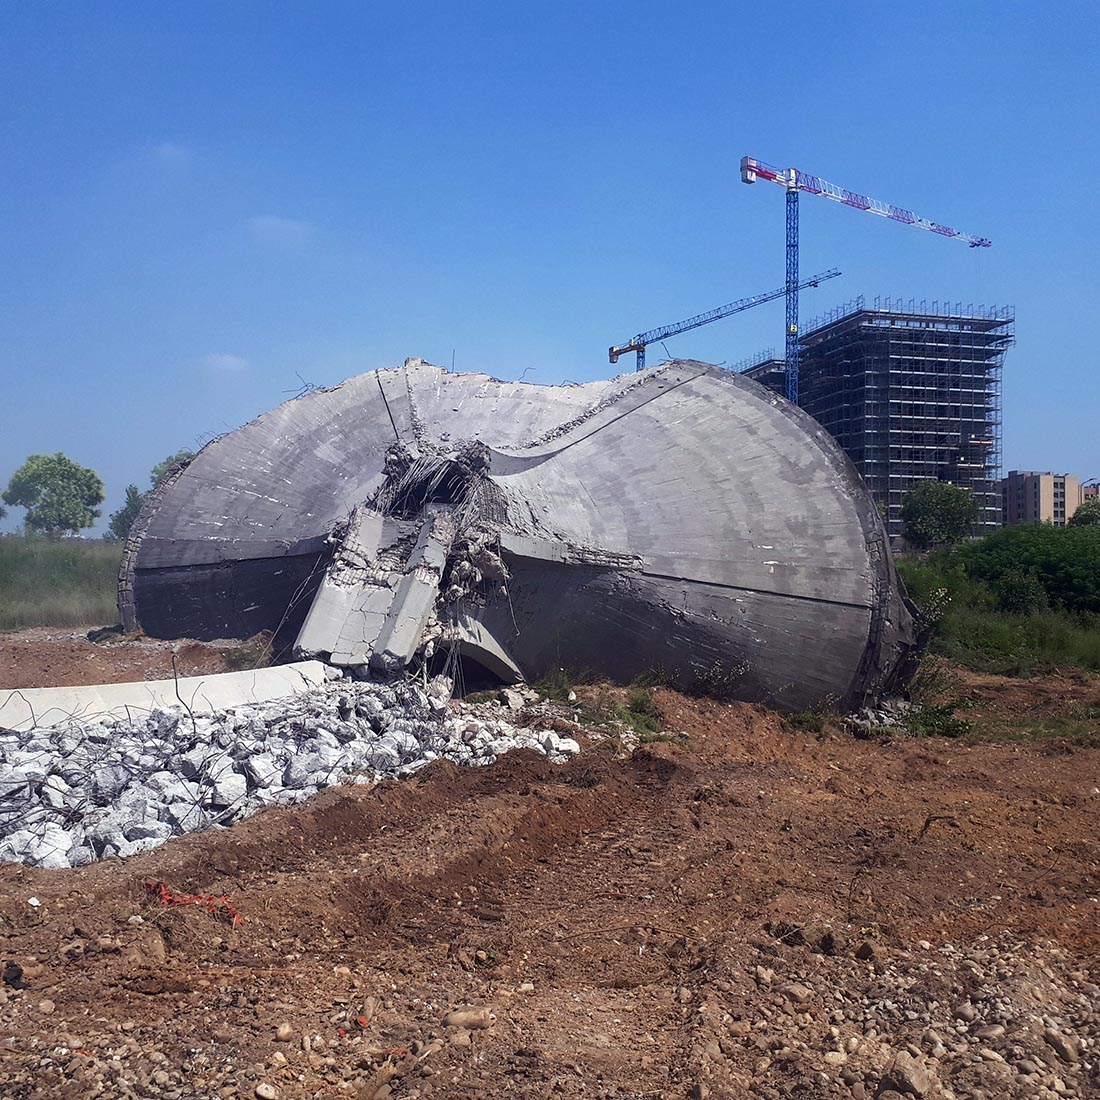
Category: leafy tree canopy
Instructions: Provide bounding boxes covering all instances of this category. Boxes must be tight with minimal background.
[150,449,196,489]
[106,484,146,542]
[2,453,105,537]
[900,480,978,550]
[1070,497,1100,526]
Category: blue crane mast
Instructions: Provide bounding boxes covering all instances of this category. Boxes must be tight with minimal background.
[608,268,841,372]
[740,156,992,404]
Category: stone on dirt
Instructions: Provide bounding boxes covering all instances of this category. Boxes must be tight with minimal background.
[442,1006,493,1030]
[878,1051,934,1097]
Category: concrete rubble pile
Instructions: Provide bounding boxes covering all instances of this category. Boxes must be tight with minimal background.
[0,679,579,870]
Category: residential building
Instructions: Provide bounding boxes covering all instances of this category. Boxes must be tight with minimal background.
[1002,471,1081,526]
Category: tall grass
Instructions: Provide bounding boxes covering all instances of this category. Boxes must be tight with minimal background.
[897,555,1100,675]
[0,536,121,630]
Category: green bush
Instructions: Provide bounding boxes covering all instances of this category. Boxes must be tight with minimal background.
[897,540,1100,675]
[897,555,991,614]
[907,703,972,738]
[993,568,1048,615]
[953,524,1100,614]
[0,536,121,630]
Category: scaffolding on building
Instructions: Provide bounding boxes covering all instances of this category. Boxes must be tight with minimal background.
[738,350,789,396]
[731,347,777,373]
[796,296,1013,539]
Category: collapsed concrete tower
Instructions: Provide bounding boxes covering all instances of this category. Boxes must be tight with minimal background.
[120,359,916,711]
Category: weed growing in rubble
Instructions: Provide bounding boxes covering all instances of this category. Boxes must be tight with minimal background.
[902,657,972,739]
[619,688,661,734]
[535,668,574,702]
[574,691,660,737]
[221,633,273,671]
[569,768,602,788]
[462,689,499,705]
[784,708,835,735]
[630,663,676,688]
[568,684,662,736]
[535,666,600,701]
[908,655,966,702]
[905,703,972,739]
[636,730,686,746]
[687,659,749,701]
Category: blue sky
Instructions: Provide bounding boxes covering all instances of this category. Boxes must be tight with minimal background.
[1,2,1097,530]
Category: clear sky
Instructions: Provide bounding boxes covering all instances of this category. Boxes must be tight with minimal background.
[1,2,1097,531]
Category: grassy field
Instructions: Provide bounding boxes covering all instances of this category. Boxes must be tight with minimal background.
[892,537,1100,745]
[0,536,121,631]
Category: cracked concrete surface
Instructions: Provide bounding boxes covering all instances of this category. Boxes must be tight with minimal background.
[120,359,916,711]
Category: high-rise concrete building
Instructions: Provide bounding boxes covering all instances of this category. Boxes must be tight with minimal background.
[743,297,1013,541]
[1002,471,1081,526]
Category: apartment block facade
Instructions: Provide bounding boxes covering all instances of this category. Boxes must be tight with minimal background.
[743,297,1013,541]
[1002,471,1081,526]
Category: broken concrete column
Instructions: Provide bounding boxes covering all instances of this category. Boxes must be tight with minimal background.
[294,507,387,663]
[368,509,454,674]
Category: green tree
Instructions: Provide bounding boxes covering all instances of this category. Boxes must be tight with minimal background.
[150,449,195,488]
[2,453,105,537]
[1070,497,1100,526]
[900,480,978,550]
[106,484,146,542]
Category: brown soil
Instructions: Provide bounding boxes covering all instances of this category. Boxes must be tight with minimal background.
[955,664,1100,718]
[0,627,257,690]
[1,686,1099,1098]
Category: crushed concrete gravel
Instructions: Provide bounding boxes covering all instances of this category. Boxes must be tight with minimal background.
[0,677,579,868]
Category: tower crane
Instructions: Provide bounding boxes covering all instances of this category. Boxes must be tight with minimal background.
[609,268,841,371]
[740,156,991,404]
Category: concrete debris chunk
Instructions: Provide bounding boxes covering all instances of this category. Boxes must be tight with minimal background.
[242,752,280,789]
[0,677,581,869]
[208,768,248,808]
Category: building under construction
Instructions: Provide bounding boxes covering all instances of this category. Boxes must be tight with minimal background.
[745,298,1013,540]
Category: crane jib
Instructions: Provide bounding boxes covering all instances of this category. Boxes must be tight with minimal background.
[741,155,991,247]
[608,269,841,366]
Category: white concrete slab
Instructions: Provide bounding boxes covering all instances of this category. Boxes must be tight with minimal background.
[0,661,330,732]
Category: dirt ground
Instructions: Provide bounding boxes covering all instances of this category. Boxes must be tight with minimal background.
[951,665,1100,743]
[0,627,258,690]
[1,680,1099,1099]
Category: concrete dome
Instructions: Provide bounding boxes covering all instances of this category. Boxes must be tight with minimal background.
[121,359,916,711]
